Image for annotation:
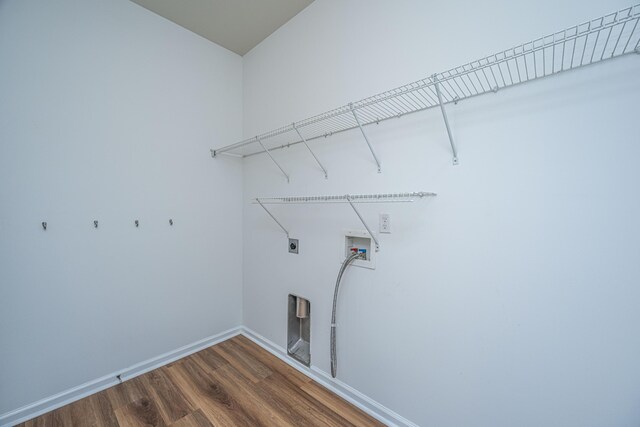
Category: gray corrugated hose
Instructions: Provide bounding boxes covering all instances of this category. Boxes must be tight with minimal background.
[330,252,362,378]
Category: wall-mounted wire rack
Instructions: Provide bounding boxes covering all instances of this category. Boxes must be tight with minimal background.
[253,192,437,251]
[212,4,640,179]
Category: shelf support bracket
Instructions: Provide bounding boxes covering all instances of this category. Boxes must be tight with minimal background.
[256,198,289,238]
[293,123,328,179]
[256,137,290,183]
[350,103,382,173]
[211,149,243,159]
[433,74,459,165]
[346,195,380,252]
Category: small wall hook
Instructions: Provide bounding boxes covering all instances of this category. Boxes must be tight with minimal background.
[169,219,173,226]
[42,221,47,230]
[94,220,98,228]
[135,220,139,227]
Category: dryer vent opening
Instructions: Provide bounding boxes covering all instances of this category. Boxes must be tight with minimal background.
[288,294,310,366]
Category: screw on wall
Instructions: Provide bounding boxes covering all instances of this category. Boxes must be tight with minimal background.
[135,220,139,228]
[169,219,173,226]
[42,221,47,230]
[94,220,98,228]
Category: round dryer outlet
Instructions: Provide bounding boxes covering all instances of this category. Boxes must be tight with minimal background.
[288,238,299,254]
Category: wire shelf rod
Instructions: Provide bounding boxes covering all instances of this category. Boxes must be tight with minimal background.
[293,123,328,179]
[257,137,290,183]
[350,103,382,173]
[256,198,290,237]
[433,75,459,165]
[346,195,380,252]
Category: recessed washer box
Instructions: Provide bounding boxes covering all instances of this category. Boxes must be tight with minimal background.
[343,229,376,269]
[287,294,310,366]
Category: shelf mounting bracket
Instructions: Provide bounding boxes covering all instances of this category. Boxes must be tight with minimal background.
[211,149,243,159]
[350,103,382,173]
[433,74,459,165]
[293,123,328,179]
[256,198,290,238]
[346,195,380,252]
[256,137,290,182]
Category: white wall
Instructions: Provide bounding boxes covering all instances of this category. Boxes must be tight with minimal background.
[242,1,640,426]
[0,0,243,415]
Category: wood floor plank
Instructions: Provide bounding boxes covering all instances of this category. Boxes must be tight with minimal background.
[232,335,311,388]
[67,394,100,426]
[139,369,194,423]
[193,346,229,371]
[193,360,294,427]
[18,335,385,427]
[88,391,121,427]
[22,396,99,427]
[114,397,166,427]
[258,370,359,427]
[165,357,262,427]
[224,337,273,377]
[20,411,55,427]
[300,381,384,427]
[106,378,149,411]
[209,339,272,383]
[169,410,213,427]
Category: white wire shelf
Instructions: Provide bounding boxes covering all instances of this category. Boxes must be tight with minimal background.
[212,4,640,177]
[252,192,436,204]
[253,192,437,251]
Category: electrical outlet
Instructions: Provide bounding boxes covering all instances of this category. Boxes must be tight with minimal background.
[288,238,299,254]
[379,213,391,233]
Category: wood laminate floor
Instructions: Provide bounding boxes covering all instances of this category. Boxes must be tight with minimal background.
[18,335,384,427]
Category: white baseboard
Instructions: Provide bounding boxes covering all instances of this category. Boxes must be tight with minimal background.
[0,326,242,427]
[1,325,416,427]
[240,327,418,427]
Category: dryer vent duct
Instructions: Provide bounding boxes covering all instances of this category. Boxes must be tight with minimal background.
[296,296,309,318]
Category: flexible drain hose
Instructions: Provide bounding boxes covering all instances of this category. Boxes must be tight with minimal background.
[331,252,362,378]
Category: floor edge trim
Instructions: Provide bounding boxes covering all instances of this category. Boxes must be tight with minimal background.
[240,327,419,427]
[0,326,242,427]
[1,325,417,427]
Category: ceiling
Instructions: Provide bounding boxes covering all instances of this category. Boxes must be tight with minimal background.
[130,0,314,56]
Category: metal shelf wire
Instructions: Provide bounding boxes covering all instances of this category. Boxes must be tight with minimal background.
[252,192,437,251]
[252,192,436,205]
[212,4,640,173]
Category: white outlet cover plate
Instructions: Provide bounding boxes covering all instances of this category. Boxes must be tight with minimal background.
[379,213,391,233]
